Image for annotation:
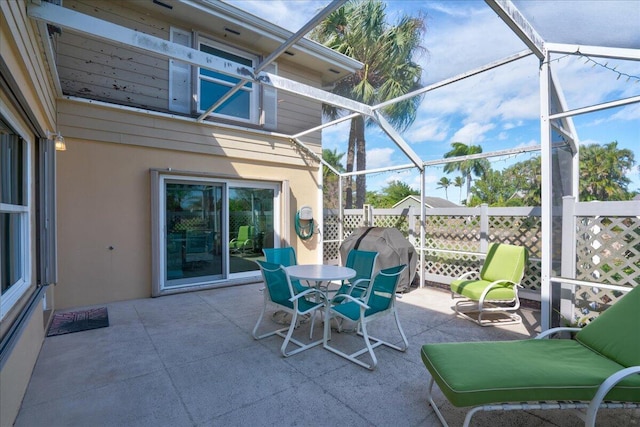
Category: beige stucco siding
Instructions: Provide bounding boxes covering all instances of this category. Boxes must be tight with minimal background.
[0,303,45,427]
[58,98,321,160]
[56,100,322,309]
[1,0,56,130]
[0,1,58,425]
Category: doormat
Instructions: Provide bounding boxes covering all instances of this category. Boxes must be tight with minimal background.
[47,307,109,337]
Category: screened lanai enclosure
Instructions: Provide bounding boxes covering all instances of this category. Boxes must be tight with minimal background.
[28,0,639,331]
[286,0,639,330]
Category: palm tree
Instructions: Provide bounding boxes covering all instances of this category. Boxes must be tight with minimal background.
[443,142,488,205]
[322,148,346,178]
[453,176,465,204]
[311,0,425,209]
[323,148,346,209]
[579,141,635,201]
[437,177,452,200]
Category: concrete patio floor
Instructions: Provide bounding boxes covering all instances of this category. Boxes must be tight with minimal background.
[15,284,640,427]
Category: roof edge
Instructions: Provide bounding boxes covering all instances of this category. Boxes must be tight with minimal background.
[193,0,363,72]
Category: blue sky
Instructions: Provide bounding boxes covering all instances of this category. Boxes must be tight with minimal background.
[224,0,640,202]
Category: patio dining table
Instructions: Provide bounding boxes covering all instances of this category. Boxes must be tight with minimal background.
[285,264,356,295]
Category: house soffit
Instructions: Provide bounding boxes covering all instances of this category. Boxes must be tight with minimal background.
[112,0,362,86]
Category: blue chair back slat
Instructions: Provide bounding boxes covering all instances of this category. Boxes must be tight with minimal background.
[365,265,406,315]
[345,249,378,283]
[256,260,294,309]
[263,247,297,267]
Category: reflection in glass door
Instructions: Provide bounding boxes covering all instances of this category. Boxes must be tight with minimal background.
[165,182,223,287]
[229,186,275,274]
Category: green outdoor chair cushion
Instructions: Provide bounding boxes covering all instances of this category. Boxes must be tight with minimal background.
[481,243,527,283]
[421,339,640,408]
[450,279,516,301]
[576,285,640,368]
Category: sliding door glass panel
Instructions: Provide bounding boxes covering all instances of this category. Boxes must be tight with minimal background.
[229,186,275,274]
[165,182,223,287]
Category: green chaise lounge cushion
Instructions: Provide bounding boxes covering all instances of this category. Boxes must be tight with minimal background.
[420,339,640,408]
[575,284,640,368]
[421,285,640,408]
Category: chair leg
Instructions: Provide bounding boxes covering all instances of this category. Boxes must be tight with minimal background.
[454,298,522,326]
[251,301,266,339]
[391,310,409,351]
[426,377,451,427]
[360,320,377,370]
[281,311,299,357]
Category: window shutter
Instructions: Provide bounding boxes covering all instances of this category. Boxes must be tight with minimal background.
[169,27,192,114]
[262,63,278,129]
[38,137,57,285]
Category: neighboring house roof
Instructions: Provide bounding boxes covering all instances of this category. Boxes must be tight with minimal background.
[393,195,460,209]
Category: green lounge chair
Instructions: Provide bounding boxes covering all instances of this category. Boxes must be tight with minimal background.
[450,242,527,326]
[324,265,408,370]
[421,284,640,426]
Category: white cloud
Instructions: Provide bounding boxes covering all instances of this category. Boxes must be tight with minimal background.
[404,117,449,143]
[367,147,395,169]
[450,122,495,144]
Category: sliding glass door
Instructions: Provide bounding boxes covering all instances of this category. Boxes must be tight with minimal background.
[164,181,223,287]
[156,174,279,293]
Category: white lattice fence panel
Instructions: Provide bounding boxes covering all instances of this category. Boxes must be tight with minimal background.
[522,259,541,292]
[571,285,628,326]
[323,241,340,264]
[572,215,639,323]
[489,215,542,259]
[373,215,409,236]
[424,215,480,252]
[323,214,340,241]
[424,252,482,279]
[342,214,364,238]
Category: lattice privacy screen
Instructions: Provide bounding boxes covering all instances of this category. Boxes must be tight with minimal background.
[572,215,639,324]
[323,208,542,294]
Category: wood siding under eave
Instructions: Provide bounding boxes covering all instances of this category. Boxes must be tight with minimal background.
[57,98,322,166]
[55,0,324,145]
[0,0,57,130]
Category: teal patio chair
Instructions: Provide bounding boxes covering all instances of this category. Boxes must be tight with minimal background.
[324,265,408,370]
[252,260,325,357]
[229,225,254,254]
[333,249,378,302]
[263,246,309,295]
[450,242,527,326]
[421,284,640,427]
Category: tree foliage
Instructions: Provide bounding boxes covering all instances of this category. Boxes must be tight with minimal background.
[579,141,636,201]
[366,180,419,208]
[436,177,452,200]
[443,142,489,204]
[322,148,346,209]
[462,141,636,207]
[311,0,426,209]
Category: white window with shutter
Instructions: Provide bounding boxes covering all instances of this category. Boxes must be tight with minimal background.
[168,28,277,128]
